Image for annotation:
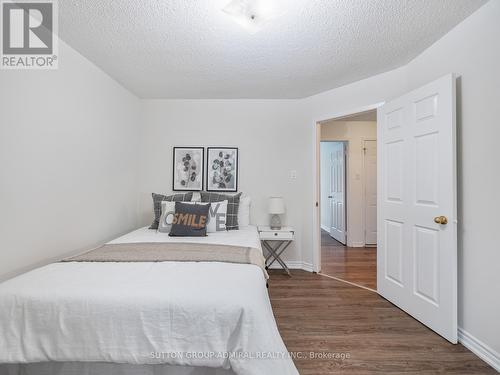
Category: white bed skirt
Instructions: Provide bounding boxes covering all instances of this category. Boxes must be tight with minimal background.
[0,363,236,375]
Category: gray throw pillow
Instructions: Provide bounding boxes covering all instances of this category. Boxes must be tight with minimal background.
[200,192,242,230]
[169,202,210,237]
[149,192,193,229]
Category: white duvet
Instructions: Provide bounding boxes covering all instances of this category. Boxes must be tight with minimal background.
[0,226,298,375]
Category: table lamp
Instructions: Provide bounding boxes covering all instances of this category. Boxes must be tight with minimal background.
[268,197,285,230]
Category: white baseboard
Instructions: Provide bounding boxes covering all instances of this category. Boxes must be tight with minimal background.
[320,224,329,232]
[347,241,365,247]
[300,262,314,272]
[268,261,314,272]
[458,327,500,372]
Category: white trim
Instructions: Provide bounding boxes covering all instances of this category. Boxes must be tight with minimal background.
[458,328,500,372]
[361,138,377,246]
[320,224,329,232]
[312,102,384,274]
[267,261,314,272]
[312,122,322,272]
[316,103,385,127]
[347,241,365,248]
[267,261,303,270]
[301,262,314,272]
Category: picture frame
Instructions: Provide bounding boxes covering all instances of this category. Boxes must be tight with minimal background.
[172,147,204,191]
[206,147,239,192]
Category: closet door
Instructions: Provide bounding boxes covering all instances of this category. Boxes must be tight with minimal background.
[329,142,346,244]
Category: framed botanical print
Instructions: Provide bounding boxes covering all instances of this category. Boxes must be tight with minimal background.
[172,147,204,191]
[206,147,238,192]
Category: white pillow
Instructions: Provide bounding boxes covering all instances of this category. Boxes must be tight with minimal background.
[191,192,201,202]
[185,200,228,233]
[158,201,176,233]
[238,195,251,228]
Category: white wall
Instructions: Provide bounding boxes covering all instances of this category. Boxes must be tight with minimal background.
[403,0,500,362]
[0,39,140,280]
[321,121,377,246]
[305,0,500,363]
[137,99,311,268]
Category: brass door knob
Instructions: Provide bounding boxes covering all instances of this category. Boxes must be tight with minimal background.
[434,216,448,225]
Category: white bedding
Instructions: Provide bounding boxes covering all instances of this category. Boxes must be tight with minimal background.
[108,226,263,252]
[0,226,298,375]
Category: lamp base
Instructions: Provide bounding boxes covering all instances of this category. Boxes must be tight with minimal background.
[270,214,282,230]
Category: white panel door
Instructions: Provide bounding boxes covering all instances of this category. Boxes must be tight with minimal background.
[329,142,346,244]
[364,140,377,245]
[377,74,457,343]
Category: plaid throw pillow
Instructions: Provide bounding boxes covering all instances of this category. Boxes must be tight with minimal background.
[149,192,193,229]
[200,192,242,230]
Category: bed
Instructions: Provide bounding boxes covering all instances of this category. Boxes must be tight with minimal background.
[0,226,299,375]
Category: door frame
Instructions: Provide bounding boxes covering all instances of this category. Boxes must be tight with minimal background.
[361,138,377,247]
[312,102,384,274]
[320,140,348,245]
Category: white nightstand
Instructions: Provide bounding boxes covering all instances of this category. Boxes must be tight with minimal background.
[258,226,294,276]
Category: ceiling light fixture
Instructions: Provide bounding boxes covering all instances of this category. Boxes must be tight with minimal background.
[222,0,286,34]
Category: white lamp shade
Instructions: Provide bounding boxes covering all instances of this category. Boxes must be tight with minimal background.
[268,197,285,214]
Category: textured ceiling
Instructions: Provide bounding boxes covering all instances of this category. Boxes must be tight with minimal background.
[59,0,487,99]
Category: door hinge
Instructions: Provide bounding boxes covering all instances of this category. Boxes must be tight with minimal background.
[315,202,319,207]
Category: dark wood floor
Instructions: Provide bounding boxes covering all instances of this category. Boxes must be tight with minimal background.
[268,270,494,374]
[321,230,377,290]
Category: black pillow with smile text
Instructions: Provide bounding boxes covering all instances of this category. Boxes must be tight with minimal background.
[169,202,210,237]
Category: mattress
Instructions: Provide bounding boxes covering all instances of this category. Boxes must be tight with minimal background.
[108,225,263,252]
[0,226,298,375]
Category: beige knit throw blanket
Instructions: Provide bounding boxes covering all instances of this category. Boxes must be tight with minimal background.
[62,242,269,279]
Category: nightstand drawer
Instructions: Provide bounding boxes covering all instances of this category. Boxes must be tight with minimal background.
[259,230,294,240]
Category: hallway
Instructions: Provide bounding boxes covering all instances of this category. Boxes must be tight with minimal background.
[320,230,377,290]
